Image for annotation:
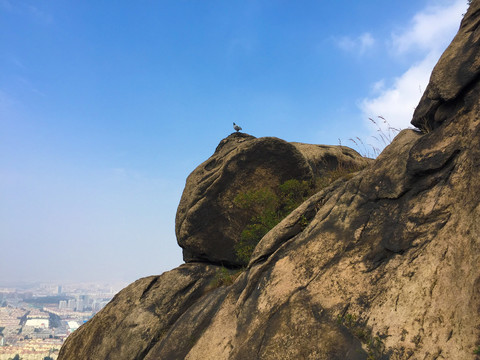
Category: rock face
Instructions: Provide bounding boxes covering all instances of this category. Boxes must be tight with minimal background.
[176,132,369,266]
[58,3,480,360]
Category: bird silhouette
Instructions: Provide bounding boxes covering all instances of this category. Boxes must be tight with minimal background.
[233,122,242,132]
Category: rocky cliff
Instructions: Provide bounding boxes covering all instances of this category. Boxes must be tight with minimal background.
[58,2,480,359]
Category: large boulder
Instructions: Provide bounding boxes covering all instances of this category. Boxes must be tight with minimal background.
[58,2,480,359]
[175,133,370,266]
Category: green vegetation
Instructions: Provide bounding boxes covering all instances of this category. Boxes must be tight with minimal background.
[208,267,243,290]
[337,313,385,360]
[474,346,480,354]
[233,179,314,264]
[234,166,363,265]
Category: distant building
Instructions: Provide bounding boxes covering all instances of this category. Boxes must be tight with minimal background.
[93,300,109,312]
[24,318,49,328]
[76,299,84,312]
[67,321,79,333]
[58,300,67,310]
[67,299,75,310]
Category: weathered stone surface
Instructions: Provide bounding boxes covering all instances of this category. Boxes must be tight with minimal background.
[59,3,480,359]
[175,132,369,267]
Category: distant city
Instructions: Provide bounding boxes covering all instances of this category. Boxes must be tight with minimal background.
[0,281,126,360]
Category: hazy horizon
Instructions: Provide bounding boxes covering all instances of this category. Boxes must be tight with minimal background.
[1,0,467,284]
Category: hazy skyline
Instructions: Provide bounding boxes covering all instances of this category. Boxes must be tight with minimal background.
[1,0,467,283]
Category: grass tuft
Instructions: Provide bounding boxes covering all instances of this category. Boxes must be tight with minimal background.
[348,116,401,158]
[207,267,243,290]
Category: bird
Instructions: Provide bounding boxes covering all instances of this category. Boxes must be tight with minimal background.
[233,122,242,132]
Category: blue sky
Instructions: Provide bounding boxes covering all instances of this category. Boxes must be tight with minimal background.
[0,0,467,283]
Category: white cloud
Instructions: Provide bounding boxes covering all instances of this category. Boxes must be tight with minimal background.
[371,79,386,94]
[361,53,437,130]
[360,0,467,136]
[392,0,466,54]
[337,32,375,55]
